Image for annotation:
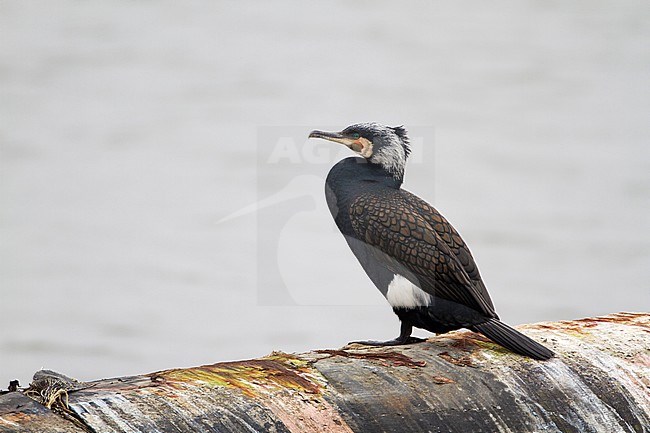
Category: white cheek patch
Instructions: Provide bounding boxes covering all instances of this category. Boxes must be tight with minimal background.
[386,274,432,308]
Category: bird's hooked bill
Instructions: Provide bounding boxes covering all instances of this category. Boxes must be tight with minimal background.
[309,129,358,148]
[309,130,344,140]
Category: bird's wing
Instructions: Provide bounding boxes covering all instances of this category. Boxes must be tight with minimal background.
[349,189,497,317]
[399,190,496,313]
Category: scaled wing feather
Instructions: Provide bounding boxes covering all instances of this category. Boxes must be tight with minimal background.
[349,190,497,318]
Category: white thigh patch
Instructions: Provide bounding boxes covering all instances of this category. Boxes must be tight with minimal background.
[386,274,432,308]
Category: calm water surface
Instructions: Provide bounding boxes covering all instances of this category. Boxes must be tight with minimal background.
[1,1,649,385]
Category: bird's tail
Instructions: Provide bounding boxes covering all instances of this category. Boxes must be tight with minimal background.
[472,318,554,360]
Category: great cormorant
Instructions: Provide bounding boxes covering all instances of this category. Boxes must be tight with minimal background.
[309,122,554,360]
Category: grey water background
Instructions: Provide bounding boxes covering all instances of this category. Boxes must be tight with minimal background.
[1,1,649,385]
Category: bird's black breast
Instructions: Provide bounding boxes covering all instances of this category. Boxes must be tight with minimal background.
[325,158,411,296]
[325,157,401,235]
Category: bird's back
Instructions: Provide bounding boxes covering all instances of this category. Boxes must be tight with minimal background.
[398,189,496,314]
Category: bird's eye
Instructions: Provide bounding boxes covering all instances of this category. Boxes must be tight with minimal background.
[350,132,360,139]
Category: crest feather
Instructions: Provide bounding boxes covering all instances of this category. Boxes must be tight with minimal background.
[391,125,410,157]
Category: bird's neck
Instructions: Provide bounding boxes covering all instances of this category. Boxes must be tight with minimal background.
[369,146,407,182]
[326,157,403,193]
[326,158,403,235]
[366,161,404,187]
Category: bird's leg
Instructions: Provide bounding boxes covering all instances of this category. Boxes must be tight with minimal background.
[348,322,425,346]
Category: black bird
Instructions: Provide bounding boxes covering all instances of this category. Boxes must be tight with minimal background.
[309,123,554,360]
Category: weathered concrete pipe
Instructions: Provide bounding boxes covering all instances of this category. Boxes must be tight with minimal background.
[1,312,649,433]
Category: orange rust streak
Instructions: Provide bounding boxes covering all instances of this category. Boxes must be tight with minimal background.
[437,351,476,367]
[431,375,455,385]
[0,412,33,423]
[575,312,649,325]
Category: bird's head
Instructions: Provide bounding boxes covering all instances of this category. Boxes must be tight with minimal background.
[309,122,411,180]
